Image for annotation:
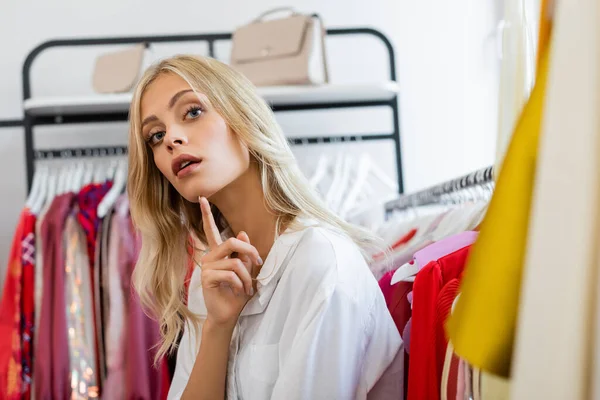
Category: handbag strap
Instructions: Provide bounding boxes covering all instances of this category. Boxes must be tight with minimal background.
[311,13,330,83]
[252,7,299,23]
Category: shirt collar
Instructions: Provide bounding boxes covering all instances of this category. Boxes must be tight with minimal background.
[241,218,319,316]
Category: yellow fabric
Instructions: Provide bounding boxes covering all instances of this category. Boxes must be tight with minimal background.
[446,28,553,376]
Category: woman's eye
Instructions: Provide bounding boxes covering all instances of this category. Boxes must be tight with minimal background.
[185,107,202,119]
[149,131,165,146]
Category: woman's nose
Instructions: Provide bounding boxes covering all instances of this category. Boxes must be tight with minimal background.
[166,129,189,150]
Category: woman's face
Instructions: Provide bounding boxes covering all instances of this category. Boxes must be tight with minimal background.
[140,73,251,203]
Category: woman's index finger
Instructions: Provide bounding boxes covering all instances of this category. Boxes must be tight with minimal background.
[199,197,222,249]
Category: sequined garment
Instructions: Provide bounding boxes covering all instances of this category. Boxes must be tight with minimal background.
[64,213,99,399]
[20,210,37,398]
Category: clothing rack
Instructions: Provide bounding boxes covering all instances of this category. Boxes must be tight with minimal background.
[2,27,404,194]
[33,133,390,161]
[34,146,128,160]
[384,165,494,215]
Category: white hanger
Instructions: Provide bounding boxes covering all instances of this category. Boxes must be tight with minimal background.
[324,153,344,209]
[368,158,399,192]
[31,167,49,215]
[339,155,371,218]
[71,161,85,192]
[65,163,78,194]
[83,160,94,186]
[93,159,106,184]
[97,159,127,218]
[330,155,353,213]
[45,164,58,203]
[57,165,68,195]
[391,260,421,284]
[309,154,329,189]
[39,167,58,212]
[105,159,119,182]
[25,166,43,209]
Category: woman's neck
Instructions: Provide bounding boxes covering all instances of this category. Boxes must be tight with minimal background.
[209,163,279,261]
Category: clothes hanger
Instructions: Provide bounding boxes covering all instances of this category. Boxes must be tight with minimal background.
[31,166,49,215]
[97,159,128,218]
[105,159,119,182]
[60,164,72,194]
[71,161,85,192]
[83,159,95,186]
[324,152,344,209]
[367,158,399,192]
[391,230,479,284]
[65,163,78,194]
[25,166,43,209]
[309,154,329,189]
[330,154,354,213]
[339,155,370,218]
[41,167,58,211]
[93,159,106,184]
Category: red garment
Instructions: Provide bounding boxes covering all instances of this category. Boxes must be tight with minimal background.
[387,277,413,400]
[20,211,36,399]
[435,280,460,385]
[0,210,26,399]
[76,182,112,396]
[35,193,75,400]
[76,182,112,267]
[378,270,394,307]
[437,280,462,400]
[407,245,471,400]
[389,228,418,251]
[373,228,418,261]
[121,214,165,399]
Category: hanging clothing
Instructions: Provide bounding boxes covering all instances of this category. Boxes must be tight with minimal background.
[75,181,112,394]
[408,244,471,400]
[446,30,552,378]
[64,212,99,398]
[0,209,27,398]
[35,193,75,400]
[510,0,600,397]
[33,203,51,361]
[20,210,37,399]
[114,196,168,399]
[169,222,403,400]
[103,200,127,400]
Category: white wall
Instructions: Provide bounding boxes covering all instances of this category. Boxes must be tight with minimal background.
[0,0,501,284]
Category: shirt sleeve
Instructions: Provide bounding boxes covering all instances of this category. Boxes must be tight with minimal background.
[167,318,201,400]
[270,284,372,400]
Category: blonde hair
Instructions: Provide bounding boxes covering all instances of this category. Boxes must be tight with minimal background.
[127,55,382,362]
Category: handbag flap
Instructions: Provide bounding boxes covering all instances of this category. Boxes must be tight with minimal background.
[231,14,311,63]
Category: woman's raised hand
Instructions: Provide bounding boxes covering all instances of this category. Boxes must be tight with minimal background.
[198,197,262,327]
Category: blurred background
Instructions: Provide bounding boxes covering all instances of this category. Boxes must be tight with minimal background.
[0,0,540,274]
[7,1,600,399]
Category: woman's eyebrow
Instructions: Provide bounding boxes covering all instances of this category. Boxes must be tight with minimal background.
[168,89,194,109]
[141,89,195,127]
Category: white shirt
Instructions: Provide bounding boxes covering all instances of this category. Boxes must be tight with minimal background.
[168,223,403,400]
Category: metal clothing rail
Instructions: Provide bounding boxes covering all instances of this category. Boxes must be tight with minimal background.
[384,165,494,214]
[33,134,394,160]
[0,119,24,128]
[19,27,404,194]
[34,146,128,160]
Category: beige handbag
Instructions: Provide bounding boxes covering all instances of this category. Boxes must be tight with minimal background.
[230,8,329,87]
[92,44,146,94]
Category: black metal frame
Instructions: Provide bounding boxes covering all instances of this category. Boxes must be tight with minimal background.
[0,119,24,128]
[384,165,494,217]
[13,27,403,193]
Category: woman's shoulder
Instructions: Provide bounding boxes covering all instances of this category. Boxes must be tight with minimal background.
[286,226,378,299]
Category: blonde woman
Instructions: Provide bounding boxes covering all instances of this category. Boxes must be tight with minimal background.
[127,55,402,399]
